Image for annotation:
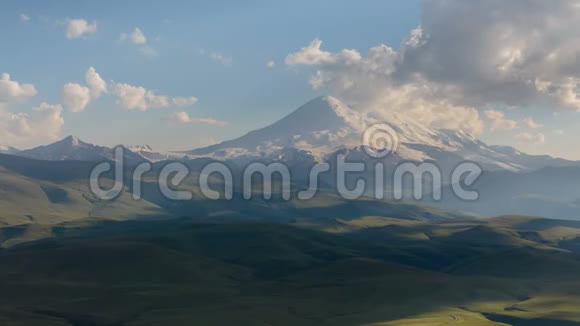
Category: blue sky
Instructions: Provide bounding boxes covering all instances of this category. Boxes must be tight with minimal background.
[0,1,419,149]
[2,0,580,159]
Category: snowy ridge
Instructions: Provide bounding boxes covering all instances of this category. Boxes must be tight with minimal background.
[126,145,154,153]
[187,96,577,172]
[125,145,187,162]
[0,145,19,155]
[17,136,145,164]
[3,96,577,172]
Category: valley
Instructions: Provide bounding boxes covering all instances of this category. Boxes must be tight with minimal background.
[1,216,580,325]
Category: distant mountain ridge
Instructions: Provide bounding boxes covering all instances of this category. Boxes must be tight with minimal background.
[17,136,145,165]
[125,144,187,162]
[2,93,580,219]
[2,96,577,173]
[0,145,19,155]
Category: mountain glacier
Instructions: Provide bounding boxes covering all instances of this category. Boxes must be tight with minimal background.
[186,96,576,172]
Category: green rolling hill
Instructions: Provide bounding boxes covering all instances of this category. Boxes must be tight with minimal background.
[2,155,580,324]
[0,154,169,226]
[0,216,578,324]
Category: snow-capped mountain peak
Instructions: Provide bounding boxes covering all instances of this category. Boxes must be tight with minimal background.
[17,136,145,164]
[124,144,189,162]
[126,145,154,153]
[186,96,578,172]
[6,97,577,172]
[188,96,368,159]
[189,96,458,160]
[59,135,86,149]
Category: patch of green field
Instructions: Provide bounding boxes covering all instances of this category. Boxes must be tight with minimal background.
[368,308,508,325]
[0,164,169,227]
[0,217,577,325]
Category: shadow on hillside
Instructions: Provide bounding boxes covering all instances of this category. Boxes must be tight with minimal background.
[484,313,580,326]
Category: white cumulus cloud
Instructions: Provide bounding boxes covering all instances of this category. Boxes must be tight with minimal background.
[61,67,107,112]
[485,110,518,130]
[165,111,227,126]
[171,97,198,107]
[85,66,107,98]
[62,83,91,112]
[287,39,340,65]
[112,83,197,111]
[120,28,158,57]
[287,40,482,133]
[0,102,64,146]
[516,132,546,144]
[286,0,580,135]
[65,19,97,39]
[398,0,580,111]
[0,73,37,102]
[120,28,147,45]
[523,117,543,129]
[59,67,197,113]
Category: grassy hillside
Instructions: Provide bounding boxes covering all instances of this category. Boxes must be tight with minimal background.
[0,162,169,226]
[0,217,578,324]
[0,154,470,227]
[3,155,580,324]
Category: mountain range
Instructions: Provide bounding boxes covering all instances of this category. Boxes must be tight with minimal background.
[5,96,580,324]
[2,96,580,219]
[11,136,148,165]
[4,96,575,173]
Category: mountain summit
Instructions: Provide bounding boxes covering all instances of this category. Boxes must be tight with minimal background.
[18,136,144,164]
[189,96,364,158]
[188,96,577,172]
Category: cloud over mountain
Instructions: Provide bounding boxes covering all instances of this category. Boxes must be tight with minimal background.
[400,0,580,110]
[485,110,518,131]
[0,102,64,146]
[516,132,546,144]
[286,38,484,134]
[0,73,63,146]
[287,0,580,135]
